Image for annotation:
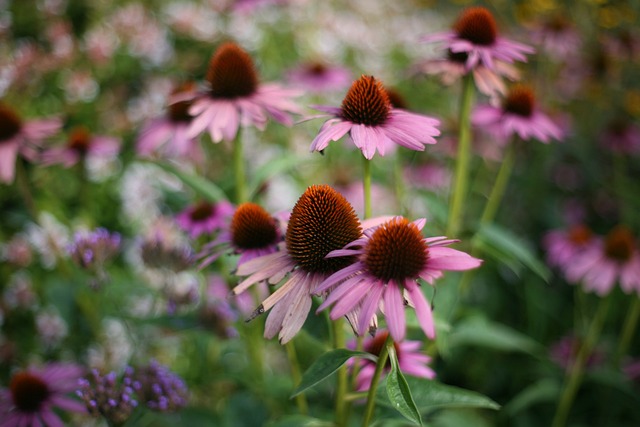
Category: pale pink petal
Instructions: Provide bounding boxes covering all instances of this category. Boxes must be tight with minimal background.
[384,281,406,342]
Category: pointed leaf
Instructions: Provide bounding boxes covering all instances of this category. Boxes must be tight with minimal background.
[155,162,228,202]
[503,379,560,417]
[474,223,551,282]
[387,344,423,425]
[291,349,377,397]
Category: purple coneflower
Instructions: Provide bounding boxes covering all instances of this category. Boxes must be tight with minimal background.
[0,363,86,426]
[233,185,362,343]
[185,42,301,142]
[198,202,284,268]
[350,330,435,391]
[422,7,534,72]
[317,217,481,342]
[42,126,119,168]
[286,61,352,94]
[565,225,640,296]
[309,75,440,159]
[175,200,234,239]
[0,103,61,183]
[543,224,594,271]
[137,82,203,159]
[529,15,581,60]
[472,84,563,143]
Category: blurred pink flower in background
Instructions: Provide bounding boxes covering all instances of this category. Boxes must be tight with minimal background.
[286,61,352,94]
[544,225,595,271]
[529,15,581,60]
[599,118,640,154]
[0,104,61,183]
[42,126,119,168]
[175,200,234,239]
[549,334,605,372]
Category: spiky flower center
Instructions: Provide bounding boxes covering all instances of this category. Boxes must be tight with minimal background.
[189,202,214,221]
[231,203,278,250]
[286,185,362,273]
[604,226,634,262]
[454,7,498,46]
[169,82,196,123]
[206,42,258,99]
[68,126,92,154]
[340,75,391,126]
[503,85,535,117]
[364,218,427,282]
[10,372,50,412]
[568,225,592,245]
[0,104,23,142]
[365,331,401,367]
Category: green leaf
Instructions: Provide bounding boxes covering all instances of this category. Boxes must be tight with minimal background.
[266,415,334,427]
[503,379,560,417]
[387,345,423,425]
[248,154,307,200]
[155,162,228,202]
[380,377,500,413]
[473,223,551,282]
[448,316,544,356]
[291,349,377,397]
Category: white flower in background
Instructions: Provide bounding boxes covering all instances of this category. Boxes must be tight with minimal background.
[26,212,70,269]
[36,307,68,347]
[3,272,38,310]
[87,318,134,371]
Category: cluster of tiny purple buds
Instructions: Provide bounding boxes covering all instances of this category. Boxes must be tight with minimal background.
[68,228,121,269]
[76,367,138,425]
[133,360,189,412]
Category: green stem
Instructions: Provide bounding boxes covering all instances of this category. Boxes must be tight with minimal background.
[446,74,475,238]
[15,157,37,219]
[480,140,517,225]
[393,153,406,216]
[362,157,372,219]
[361,334,392,427]
[285,341,308,415]
[233,132,247,204]
[615,296,640,366]
[333,318,349,427]
[552,294,612,427]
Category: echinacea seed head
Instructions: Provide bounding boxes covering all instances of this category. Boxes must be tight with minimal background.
[503,85,535,117]
[286,185,362,273]
[0,103,23,142]
[454,7,498,46]
[231,203,278,250]
[10,372,50,412]
[206,42,258,100]
[340,75,391,126]
[604,225,634,262]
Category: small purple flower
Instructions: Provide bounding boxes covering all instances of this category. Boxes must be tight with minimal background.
[472,85,563,143]
[317,217,482,342]
[42,126,120,168]
[184,42,302,143]
[175,200,234,239]
[285,61,352,94]
[309,75,440,160]
[350,330,435,391]
[0,103,61,184]
[0,363,86,426]
[421,7,534,72]
[68,228,121,270]
[76,368,138,425]
[132,361,188,412]
[198,202,285,268]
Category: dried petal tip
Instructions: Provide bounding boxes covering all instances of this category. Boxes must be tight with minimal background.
[0,103,23,142]
[454,7,498,46]
[340,75,391,126]
[286,185,362,273]
[231,203,278,250]
[364,217,427,281]
[503,85,535,117]
[605,225,634,262]
[10,372,50,412]
[206,42,258,99]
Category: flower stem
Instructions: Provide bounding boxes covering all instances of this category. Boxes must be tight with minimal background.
[552,294,612,427]
[361,334,392,427]
[363,157,372,219]
[480,139,517,225]
[233,131,247,204]
[285,341,308,415]
[615,296,640,367]
[446,74,475,238]
[333,318,349,427]
[15,157,37,219]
